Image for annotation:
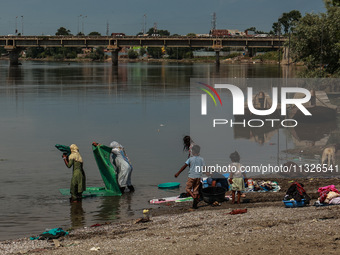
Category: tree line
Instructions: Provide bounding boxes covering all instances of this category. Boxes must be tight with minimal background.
[249,0,340,77]
[290,0,340,77]
[25,27,105,60]
[2,0,339,75]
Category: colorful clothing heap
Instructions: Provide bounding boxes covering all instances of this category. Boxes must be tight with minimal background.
[318,185,340,204]
[284,182,310,204]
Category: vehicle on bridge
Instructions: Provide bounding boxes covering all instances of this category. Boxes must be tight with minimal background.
[111,33,126,37]
[209,29,249,37]
[255,34,269,37]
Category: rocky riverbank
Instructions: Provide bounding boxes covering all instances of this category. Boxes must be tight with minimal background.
[0,56,292,65]
[1,178,340,255]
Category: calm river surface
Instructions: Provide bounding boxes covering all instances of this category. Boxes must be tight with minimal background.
[0,60,332,240]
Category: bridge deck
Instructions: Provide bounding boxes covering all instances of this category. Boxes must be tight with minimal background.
[0,36,286,49]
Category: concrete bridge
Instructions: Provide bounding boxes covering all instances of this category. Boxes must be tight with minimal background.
[0,36,287,66]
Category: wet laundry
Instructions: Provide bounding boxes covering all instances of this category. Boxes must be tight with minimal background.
[30,228,68,240]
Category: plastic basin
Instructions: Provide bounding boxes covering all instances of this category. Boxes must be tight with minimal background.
[283,199,305,208]
[158,182,180,189]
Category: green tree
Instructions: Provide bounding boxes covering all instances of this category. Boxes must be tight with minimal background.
[0,47,7,55]
[147,47,162,58]
[166,47,193,59]
[139,47,146,57]
[278,10,302,34]
[272,22,281,35]
[186,33,196,37]
[26,47,45,58]
[26,45,81,60]
[56,27,72,36]
[88,47,105,60]
[290,0,340,76]
[332,0,340,6]
[146,27,170,36]
[246,27,256,32]
[88,31,101,36]
[128,49,139,59]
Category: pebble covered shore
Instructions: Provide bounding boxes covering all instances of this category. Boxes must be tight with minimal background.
[1,202,340,255]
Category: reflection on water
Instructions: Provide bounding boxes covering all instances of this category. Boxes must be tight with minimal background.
[234,121,338,147]
[0,60,327,241]
[290,121,337,147]
[7,66,23,85]
[234,122,280,145]
[94,196,121,221]
[70,202,85,228]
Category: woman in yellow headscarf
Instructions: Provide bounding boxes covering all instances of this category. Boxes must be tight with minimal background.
[62,144,86,202]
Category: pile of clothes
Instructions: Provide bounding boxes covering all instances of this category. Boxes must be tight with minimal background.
[283,182,311,204]
[315,185,340,205]
[246,180,281,192]
[30,228,68,240]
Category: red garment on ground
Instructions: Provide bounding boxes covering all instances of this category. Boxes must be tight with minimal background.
[227,209,247,215]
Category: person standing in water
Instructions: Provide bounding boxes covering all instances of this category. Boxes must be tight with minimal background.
[62,144,86,202]
[183,135,195,158]
[110,141,134,193]
[175,145,204,209]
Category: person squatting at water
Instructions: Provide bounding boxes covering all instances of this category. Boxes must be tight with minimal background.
[228,151,247,204]
[206,172,229,191]
[175,145,205,209]
[62,144,86,203]
[109,141,134,193]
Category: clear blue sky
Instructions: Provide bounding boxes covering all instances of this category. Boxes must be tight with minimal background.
[0,0,326,36]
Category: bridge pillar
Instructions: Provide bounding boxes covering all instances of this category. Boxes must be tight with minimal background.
[215,50,220,66]
[282,46,290,65]
[111,49,119,66]
[5,46,21,66]
[108,48,121,66]
[107,45,121,66]
[247,47,255,57]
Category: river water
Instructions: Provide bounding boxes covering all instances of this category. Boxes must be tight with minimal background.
[0,60,336,240]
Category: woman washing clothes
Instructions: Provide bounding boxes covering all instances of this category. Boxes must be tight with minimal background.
[62,144,86,202]
[110,141,134,193]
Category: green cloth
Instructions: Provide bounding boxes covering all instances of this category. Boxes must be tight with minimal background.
[55,144,71,156]
[67,159,86,199]
[30,228,68,240]
[231,177,245,191]
[92,144,122,195]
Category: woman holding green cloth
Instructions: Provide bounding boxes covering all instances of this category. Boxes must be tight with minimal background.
[62,144,86,202]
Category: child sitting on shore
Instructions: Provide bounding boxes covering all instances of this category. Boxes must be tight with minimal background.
[175,145,205,209]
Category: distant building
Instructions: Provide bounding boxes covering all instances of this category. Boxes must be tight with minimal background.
[227,29,246,36]
[209,29,246,37]
[209,29,230,37]
[77,48,92,58]
[82,48,92,54]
